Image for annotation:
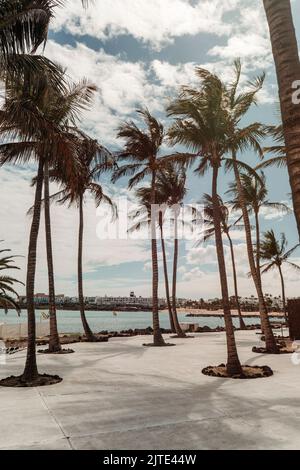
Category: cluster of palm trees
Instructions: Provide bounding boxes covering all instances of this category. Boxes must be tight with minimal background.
[0,0,113,384]
[111,60,299,375]
[0,0,299,383]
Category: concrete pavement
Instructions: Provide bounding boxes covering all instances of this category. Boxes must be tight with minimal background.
[0,330,300,450]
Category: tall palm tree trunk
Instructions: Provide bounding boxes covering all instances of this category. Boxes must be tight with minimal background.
[171,213,186,338]
[232,156,279,353]
[159,213,175,333]
[78,194,96,341]
[150,170,165,346]
[44,159,61,353]
[22,159,44,381]
[278,264,288,323]
[212,163,242,375]
[227,233,246,330]
[263,0,300,238]
[255,210,262,288]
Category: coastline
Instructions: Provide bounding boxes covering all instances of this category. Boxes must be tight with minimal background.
[1,306,285,318]
[162,308,284,318]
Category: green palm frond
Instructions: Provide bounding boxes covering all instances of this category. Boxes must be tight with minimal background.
[0,242,23,313]
[259,230,300,276]
[128,167,151,190]
[0,293,21,315]
[260,261,276,275]
[256,156,287,170]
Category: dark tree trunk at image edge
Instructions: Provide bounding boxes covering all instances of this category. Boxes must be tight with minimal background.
[22,159,44,381]
[212,163,242,376]
[263,0,300,239]
[227,232,247,330]
[150,170,165,346]
[171,212,186,338]
[44,159,61,352]
[232,155,279,353]
[159,212,175,333]
[78,194,96,341]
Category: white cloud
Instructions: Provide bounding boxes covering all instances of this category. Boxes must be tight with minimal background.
[0,166,151,296]
[53,0,238,49]
[208,33,271,67]
[45,41,166,145]
[260,202,292,221]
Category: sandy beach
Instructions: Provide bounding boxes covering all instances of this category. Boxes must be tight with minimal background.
[163,308,284,318]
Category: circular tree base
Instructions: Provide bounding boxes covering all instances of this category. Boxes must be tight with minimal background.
[38,348,75,354]
[143,342,176,347]
[202,364,273,379]
[0,374,63,387]
[252,346,290,355]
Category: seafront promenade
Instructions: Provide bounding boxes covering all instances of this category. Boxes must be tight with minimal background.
[0,330,298,450]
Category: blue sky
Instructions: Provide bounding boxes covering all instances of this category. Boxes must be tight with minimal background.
[1,0,300,300]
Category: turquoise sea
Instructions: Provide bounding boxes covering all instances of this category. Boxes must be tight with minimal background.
[0,309,284,334]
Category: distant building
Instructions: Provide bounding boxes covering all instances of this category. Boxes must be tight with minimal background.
[85,297,97,305]
[21,293,67,305]
[34,293,49,305]
[96,291,166,309]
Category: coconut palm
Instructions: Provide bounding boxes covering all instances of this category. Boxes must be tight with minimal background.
[0,74,90,383]
[0,244,23,314]
[46,131,115,342]
[129,187,176,333]
[167,68,245,374]
[131,164,188,338]
[227,172,291,287]
[263,0,300,237]
[201,194,247,330]
[154,164,188,338]
[223,60,280,354]
[260,230,300,321]
[31,79,96,352]
[0,1,66,93]
[112,109,189,347]
[44,80,96,353]
[167,60,281,364]
[256,125,287,171]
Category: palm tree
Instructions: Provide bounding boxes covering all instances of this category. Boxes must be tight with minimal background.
[167,69,244,374]
[223,61,280,354]
[129,187,176,333]
[154,164,188,338]
[112,109,186,347]
[201,194,247,330]
[260,230,300,321]
[158,209,175,334]
[47,131,115,342]
[43,80,96,353]
[0,243,23,314]
[132,164,188,338]
[0,75,87,384]
[227,172,290,288]
[25,78,97,353]
[263,0,300,237]
[0,1,66,93]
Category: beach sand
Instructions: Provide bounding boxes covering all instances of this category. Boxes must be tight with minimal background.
[162,308,284,318]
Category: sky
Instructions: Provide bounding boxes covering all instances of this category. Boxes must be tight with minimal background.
[1,0,300,300]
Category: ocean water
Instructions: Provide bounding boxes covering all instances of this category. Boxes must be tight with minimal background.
[0,309,284,334]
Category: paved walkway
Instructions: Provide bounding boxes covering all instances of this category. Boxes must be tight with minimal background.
[0,331,299,450]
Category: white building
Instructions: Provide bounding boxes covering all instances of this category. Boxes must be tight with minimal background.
[96,291,166,309]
